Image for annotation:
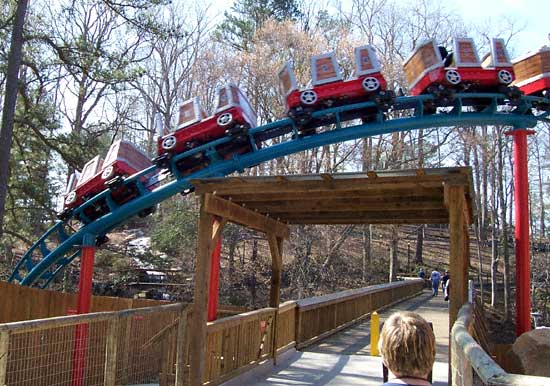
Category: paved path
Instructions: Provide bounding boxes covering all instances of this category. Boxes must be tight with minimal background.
[229,290,450,386]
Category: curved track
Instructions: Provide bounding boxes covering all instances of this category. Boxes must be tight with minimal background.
[9,93,550,288]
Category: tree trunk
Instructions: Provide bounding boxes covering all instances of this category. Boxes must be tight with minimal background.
[0,0,30,237]
[535,135,545,240]
[480,126,489,240]
[490,134,499,307]
[475,223,484,304]
[362,224,371,282]
[389,225,398,282]
[250,238,258,307]
[415,225,424,264]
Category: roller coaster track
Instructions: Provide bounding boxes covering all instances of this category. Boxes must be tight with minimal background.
[9,93,550,288]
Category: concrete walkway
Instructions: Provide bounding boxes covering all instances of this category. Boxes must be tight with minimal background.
[228,290,449,386]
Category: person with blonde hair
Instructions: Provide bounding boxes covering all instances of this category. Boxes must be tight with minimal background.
[378,311,435,385]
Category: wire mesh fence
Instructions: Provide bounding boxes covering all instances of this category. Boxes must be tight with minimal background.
[0,303,186,386]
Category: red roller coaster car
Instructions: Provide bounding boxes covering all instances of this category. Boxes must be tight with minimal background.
[279,46,392,125]
[512,46,550,109]
[404,38,516,101]
[156,85,258,170]
[60,140,153,220]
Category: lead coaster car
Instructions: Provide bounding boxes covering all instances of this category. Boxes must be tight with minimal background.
[513,46,550,111]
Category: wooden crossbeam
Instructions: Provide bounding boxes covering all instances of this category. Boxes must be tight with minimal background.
[287,218,449,225]
[218,187,444,202]
[273,211,449,225]
[244,199,446,213]
[203,193,290,239]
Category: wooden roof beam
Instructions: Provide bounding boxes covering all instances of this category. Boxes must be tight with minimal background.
[247,199,446,213]
[217,187,444,202]
[203,193,290,239]
[192,175,469,195]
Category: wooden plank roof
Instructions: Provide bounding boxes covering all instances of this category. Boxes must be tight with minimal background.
[191,167,474,225]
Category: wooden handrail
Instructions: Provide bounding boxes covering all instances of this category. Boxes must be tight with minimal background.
[452,304,550,386]
[296,280,421,311]
[207,308,277,332]
[278,301,297,313]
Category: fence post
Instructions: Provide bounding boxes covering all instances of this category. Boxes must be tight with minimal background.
[294,308,302,347]
[0,331,9,386]
[104,316,119,386]
[270,309,279,365]
[175,307,188,386]
[468,280,474,304]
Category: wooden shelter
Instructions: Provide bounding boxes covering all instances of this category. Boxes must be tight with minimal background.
[188,167,473,386]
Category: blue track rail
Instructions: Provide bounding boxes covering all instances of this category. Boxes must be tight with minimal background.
[9,93,550,288]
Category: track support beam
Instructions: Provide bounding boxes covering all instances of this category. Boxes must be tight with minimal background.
[506,128,535,336]
[71,233,96,386]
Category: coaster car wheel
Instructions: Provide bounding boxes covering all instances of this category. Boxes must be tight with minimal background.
[153,153,171,169]
[184,140,200,149]
[504,86,523,102]
[57,209,73,221]
[300,90,318,105]
[101,165,115,180]
[289,106,313,127]
[498,69,513,85]
[362,77,380,92]
[225,124,249,137]
[105,175,125,190]
[371,90,395,111]
[161,135,177,150]
[217,112,233,126]
[65,191,77,205]
[445,70,461,85]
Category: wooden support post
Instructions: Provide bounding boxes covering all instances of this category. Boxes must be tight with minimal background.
[207,217,225,322]
[446,184,469,329]
[175,308,188,386]
[189,196,214,386]
[0,331,9,386]
[268,235,283,308]
[268,235,283,363]
[104,317,119,386]
[446,184,469,385]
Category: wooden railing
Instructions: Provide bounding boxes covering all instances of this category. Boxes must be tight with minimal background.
[451,303,550,386]
[295,279,425,348]
[204,308,276,384]
[275,301,297,354]
[0,303,187,386]
[0,279,424,386]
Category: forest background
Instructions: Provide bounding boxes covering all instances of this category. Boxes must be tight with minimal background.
[0,0,549,329]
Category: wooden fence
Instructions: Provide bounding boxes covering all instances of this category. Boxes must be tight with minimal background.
[0,279,424,386]
[0,303,186,386]
[451,303,550,386]
[0,281,246,324]
[0,281,168,323]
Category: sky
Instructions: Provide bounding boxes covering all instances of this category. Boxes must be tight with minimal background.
[453,0,549,55]
[209,0,549,57]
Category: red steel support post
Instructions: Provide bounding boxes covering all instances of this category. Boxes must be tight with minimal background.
[207,221,223,322]
[72,233,96,386]
[507,129,535,336]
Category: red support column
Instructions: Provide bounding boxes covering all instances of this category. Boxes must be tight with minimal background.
[72,234,96,386]
[507,129,535,336]
[207,221,223,322]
